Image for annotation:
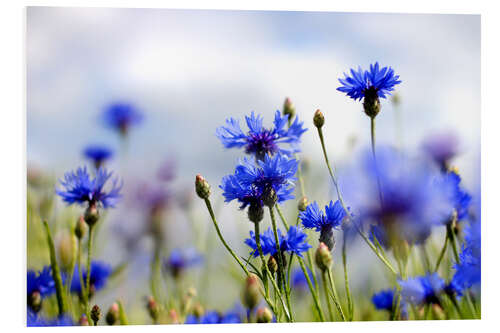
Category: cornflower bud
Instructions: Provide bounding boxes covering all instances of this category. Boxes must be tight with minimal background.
[298,196,308,212]
[75,215,87,239]
[315,242,332,272]
[91,304,101,325]
[267,255,278,274]
[58,231,76,272]
[283,97,296,120]
[262,187,277,207]
[105,302,120,325]
[147,296,160,323]
[195,174,211,199]
[84,202,99,227]
[242,274,261,310]
[256,307,273,323]
[168,309,179,324]
[79,314,89,326]
[28,291,42,313]
[248,203,264,223]
[313,109,325,128]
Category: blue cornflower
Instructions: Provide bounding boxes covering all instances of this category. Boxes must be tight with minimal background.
[399,273,445,306]
[300,200,347,249]
[27,310,75,327]
[245,226,311,258]
[372,289,408,319]
[291,267,315,291]
[220,153,298,214]
[27,266,55,298]
[70,261,112,296]
[56,166,122,208]
[164,248,203,277]
[449,219,481,294]
[83,144,113,168]
[341,146,454,246]
[135,182,171,214]
[372,289,396,311]
[337,62,401,101]
[216,111,307,160]
[102,102,143,135]
[185,309,242,324]
[437,170,471,222]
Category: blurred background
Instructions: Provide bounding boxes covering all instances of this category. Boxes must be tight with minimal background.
[26,7,480,323]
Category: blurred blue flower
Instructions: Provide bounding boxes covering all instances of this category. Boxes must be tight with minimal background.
[27,266,55,298]
[83,144,113,168]
[27,310,75,327]
[56,166,122,208]
[337,62,401,101]
[372,289,395,311]
[372,288,408,318]
[291,267,315,291]
[341,147,454,245]
[220,153,298,210]
[102,102,143,135]
[135,182,171,214]
[422,132,460,170]
[449,218,481,294]
[185,309,242,324]
[216,111,307,160]
[399,273,445,306]
[164,248,203,277]
[436,170,471,222]
[70,261,112,296]
[245,226,311,258]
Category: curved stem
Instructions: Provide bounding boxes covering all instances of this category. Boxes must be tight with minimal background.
[322,271,335,321]
[297,256,325,321]
[326,268,346,321]
[85,224,94,316]
[203,198,249,276]
[342,234,354,320]
[433,230,449,273]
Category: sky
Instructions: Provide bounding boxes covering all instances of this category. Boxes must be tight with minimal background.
[27,7,480,186]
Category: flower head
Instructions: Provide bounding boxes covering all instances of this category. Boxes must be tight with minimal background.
[27,266,55,298]
[371,288,408,318]
[220,153,298,211]
[70,261,112,296]
[341,146,454,245]
[164,248,203,277]
[102,102,143,135]
[245,226,311,258]
[216,111,307,160]
[398,273,445,306]
[337,62,401,101]
[436,170,471,222]
[83,144,113,168]
[27,310,75,327]
[56,166,122,208]
[300,200,346,232]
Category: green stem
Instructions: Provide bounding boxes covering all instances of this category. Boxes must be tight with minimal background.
[276,205,290,231]
[326,268,346,321]
[42,221,67,315]
[254,221,270,299]
[85,224,94,316]
[307,250,321,299]
[322,271,335,321]
[434,230,449,273]
[203,198,249,276]
[447,223,460,264]
[117,300,129,325]
[297,256,325,321]
[342,234,354,321]
[77,239,88,319]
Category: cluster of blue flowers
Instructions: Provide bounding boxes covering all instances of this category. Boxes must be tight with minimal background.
[220,153,298,212]
[245,225,311,258]
[69,261,112,296]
